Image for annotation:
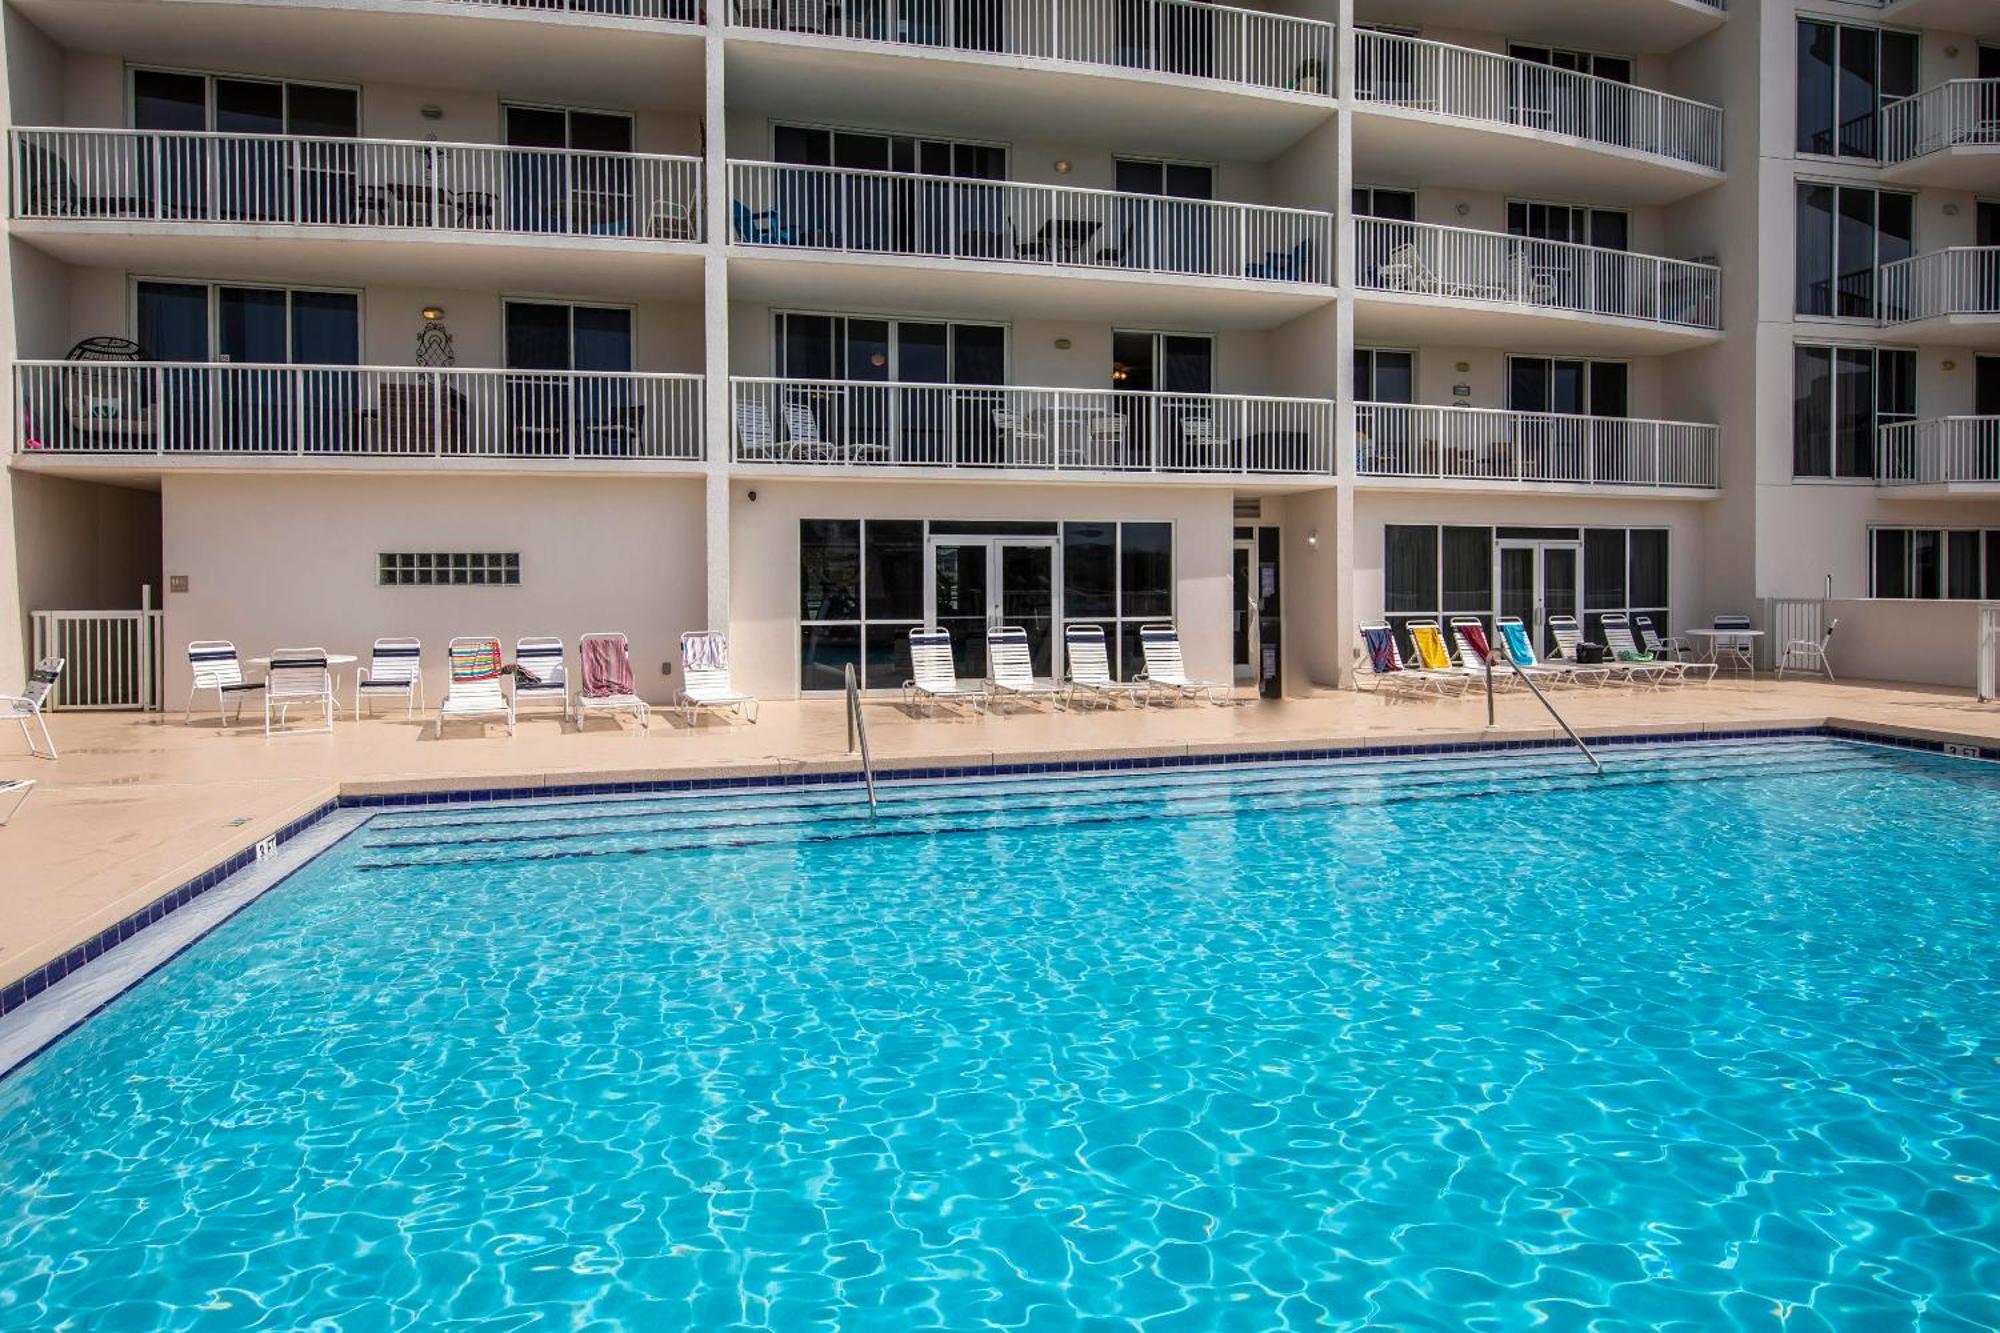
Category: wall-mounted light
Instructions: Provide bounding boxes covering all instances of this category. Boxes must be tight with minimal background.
[1455,361,1470,374]
[1307,527,1320,549]
[1454,201,1471,217]
[1944,203,1961,217]
[421,305,446,321]
[419,104,444,121]
[1944,359,1958,372]
[1054,160,1072,174]
[1053,337,1073,350]
[1945,44,1960,59]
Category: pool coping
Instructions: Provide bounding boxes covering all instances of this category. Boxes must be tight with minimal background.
[0,715,1993,1079]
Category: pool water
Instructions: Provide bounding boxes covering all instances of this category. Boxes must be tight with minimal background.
[2,738,1999,1329]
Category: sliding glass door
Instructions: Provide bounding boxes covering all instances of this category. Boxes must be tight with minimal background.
[927,537,1060,679]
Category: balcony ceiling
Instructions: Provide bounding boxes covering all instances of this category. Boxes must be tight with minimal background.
[1351,108,1723,208]
[1353,290,1722,357]
[1353,0,1724,56]
[1881,146,2000,194]
[1877,314,2000,353]
[12,0,704,113]
[727,249,1334,331]
[726,35,1335,163]
[1354,476,1717,500]
[1881,0,2000,42]
[10,224,705,311]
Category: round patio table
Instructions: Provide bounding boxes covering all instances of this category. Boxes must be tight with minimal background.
[1683,628,1764,676]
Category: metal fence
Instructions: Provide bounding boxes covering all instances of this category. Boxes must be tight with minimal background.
[1877,418,2000,485]
[1881,79,2000,164]
[16,363,707,461]
[728,161,1333,282]
[1354,218,1720,329]
[1878,249,2000,324]
[9,128,704,241]
[30,605,165,710]
[729,0,1334,95]
[1353,30,1725,171]
[732,378,1334,474]
[1355,403,1719,488]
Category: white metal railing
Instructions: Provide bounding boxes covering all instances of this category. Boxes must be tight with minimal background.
[1352,31,1724,172]
[1981,604,2000,702]
[1882,80,2000,163]
[31,604,165,710]
[728,0,1334,95]
[9,128,704,241]
[420,0,702,20]
[1355,403,1718,488]
[1353,218,1719,329]
[1877,418,2000,486]
[732,378,1334,474]
[1766,597,1825,675]
[1878,249,2000,324]
[728,161,1333,283]
[15,363,706,461]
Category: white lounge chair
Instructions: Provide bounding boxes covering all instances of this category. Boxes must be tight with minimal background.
[1403,620,1480,688]
[1447,617,1523,689]
[513,637,570,719]
[437,637,514,736]
[1601,614,1684,689]
[903,628,988,715]
[265,648,335,736]
[0,777,34,825]
[781,401,841,462]
[1,657,63,758]
[986,625,1065,709]
[355,637,423,718]
[1063,623,1147,709]
[1137,623,1228,704]
[1636,616,1717,683]
[677,631,758,725]
[1493,616,1597,689]
[1775,617,1839,681]
[734,399,783,461]
[575,631,649,732]
[1356,623,1466,697]
[185,641,265,726]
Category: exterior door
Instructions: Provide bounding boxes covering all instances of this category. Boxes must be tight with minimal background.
[927,538,1061,679]
[997,541,1058,677]
[1232,539,1256,682]
[1496,540,1581,654]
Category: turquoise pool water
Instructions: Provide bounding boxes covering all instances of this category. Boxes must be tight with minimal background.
[2,738,1998,1329]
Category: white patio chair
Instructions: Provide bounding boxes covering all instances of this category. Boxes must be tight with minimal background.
[1635,616,1716,683]
[185,640,265,726]
[1063,623,1146,710]
[1179,415,1230,470]
[1,657,63,759]
[782,401,840,462]
[0,777,34,825]
[1376,242,1440,294]
[355,637,423,718]
[991,407,1048,466]
[1711,614,1758,675]
[1137,623,1229,704]
[1775,618,1839,682]
[1601,614,1684,689]
[576,631,650,733]
[1355,623,1469,698]
[902,628,988,716]
[437,637,514,736]
[1446,617,1523,690]
[1086,413,1126,468]
[734,399,784,461]
[1494,616,1593,689]
[513,636,570,719]
[264,648,335,736]
[986,625,1064,710]
[678,631,758,725]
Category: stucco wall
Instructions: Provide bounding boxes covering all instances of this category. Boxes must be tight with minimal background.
[1803,598,1993,691]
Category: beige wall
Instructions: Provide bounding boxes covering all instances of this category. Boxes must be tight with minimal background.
[1806,598,1992,690]
[726,478,1239,699]
[159,474,706,705]
[11,472,161,621]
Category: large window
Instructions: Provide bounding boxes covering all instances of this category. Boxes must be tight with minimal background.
[1796,183,1913,318]
[1063,520,1175,680]
[1581,528,1670,642]
[1870,528,2000,599]
[1384,525,1668,651]
[1793,344,1916,478]
[1796,20,1919,158]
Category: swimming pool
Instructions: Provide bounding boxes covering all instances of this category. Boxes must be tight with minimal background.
[1,737,1997,1328]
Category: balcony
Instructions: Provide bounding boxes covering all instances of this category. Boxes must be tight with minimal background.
[727,161,1334,325]
[1878,250,2000,350]
[1355,404,1718,494]
[1878,418,2000,494]
[1882,81,2000,191]
[1353,219,1721,354]
[9,129,705,297]
[1354,0,1724,58]
[1351,31,1724,204]
[731,378,1333,478]
[724,0,1333,165]
[13,363,706,471]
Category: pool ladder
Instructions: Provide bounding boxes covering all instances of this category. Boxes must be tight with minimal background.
[844,663,879,814]
[1480,652,1603,776]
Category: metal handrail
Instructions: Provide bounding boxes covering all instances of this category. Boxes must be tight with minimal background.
[844,662,877,813]
[1510,658,1603,775]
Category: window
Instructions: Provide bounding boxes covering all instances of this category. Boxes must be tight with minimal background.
[1793,344,1916,478]
[1870,528,2000,599]
[1353,349,1414,403]
[1507,200,1628,251]
[774,313,1006,464]
[1351,187,1415,221]
[1384,526,1668,651]
[1796,20,1919,158]
[1582,528,1670,641]
[1508,358,1628,418]
[1796,183,1913,318]
[774,124,1007,180]
[1065,521,1173,680]
[377,553,520,587]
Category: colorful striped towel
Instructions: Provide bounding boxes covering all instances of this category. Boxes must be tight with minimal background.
[450,639,503,681]
[582,636,636,697]
[681,632,729,672]
[1362,626,1399,674]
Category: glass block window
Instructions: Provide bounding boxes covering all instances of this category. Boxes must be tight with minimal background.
[377,552,521,586]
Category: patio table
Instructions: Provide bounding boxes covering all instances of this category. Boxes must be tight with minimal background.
[1684,628,1764,676]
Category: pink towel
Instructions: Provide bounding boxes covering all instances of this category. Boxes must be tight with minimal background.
[581,637,635,697]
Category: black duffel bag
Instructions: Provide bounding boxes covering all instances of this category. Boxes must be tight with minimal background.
[1574,641,1609,665]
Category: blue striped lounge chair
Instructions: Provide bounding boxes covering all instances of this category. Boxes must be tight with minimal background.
[513,637,570,719]
[1,657,63,758]
[185,640,265,726]
[355,637,423,718]
[264,648,335,737]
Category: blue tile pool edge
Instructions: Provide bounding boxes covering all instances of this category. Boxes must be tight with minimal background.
[2,720,1992,1032]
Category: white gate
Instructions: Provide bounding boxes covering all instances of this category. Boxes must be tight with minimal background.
[1765,597,1824,673]
[29,593,165,710]
[1981,604,2000,703]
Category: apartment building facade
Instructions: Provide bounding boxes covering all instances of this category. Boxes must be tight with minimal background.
[0,0,1989,706]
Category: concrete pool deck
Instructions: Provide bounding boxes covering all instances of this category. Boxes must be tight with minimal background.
[3,675,1997,997]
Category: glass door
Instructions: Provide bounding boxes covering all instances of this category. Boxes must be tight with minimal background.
[997,541,1058,677]
[1232,539,1256,683]
[1496,540,1581,655]
[927,538,1061,680]
[929,539,992,680]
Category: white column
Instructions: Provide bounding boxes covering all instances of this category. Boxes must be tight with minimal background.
[701,30,733,635]
[1330,0,1358,689]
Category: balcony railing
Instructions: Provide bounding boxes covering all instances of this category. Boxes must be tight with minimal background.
[1882,80,2000,164]
[732,378,1333,474]
[728,0,1334,96]
[1354,218,1719,330]
[1878,418,2000,486]
[9,129,704,241]
[728,161,1332,283]
[423,0,702,20]
[14,363,706,461]
[1879,249,2000,324]
[1356,403,1718,489]
[1353,31,1724,172]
